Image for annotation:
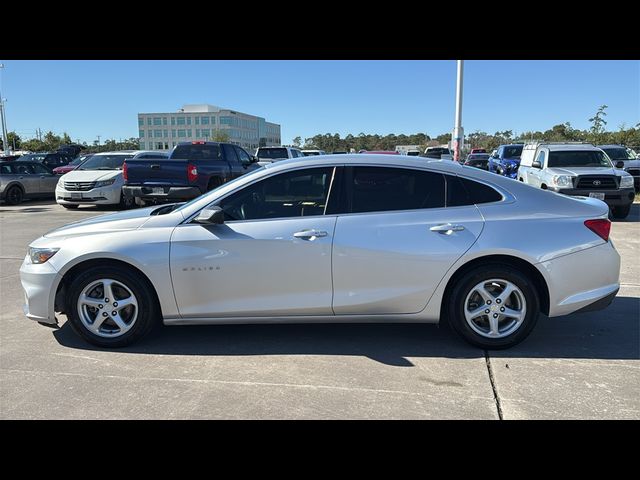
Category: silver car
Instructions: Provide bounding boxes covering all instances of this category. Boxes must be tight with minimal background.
[20,155,621,349]
[1,161,59,205]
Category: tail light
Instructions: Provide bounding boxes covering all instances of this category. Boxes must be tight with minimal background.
[123,162,128,182]
[584,219,611,242]
[187,163,198,183]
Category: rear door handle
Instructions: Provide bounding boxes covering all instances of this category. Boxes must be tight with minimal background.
[150,164,161,169]
[293,229,328,240]
[430,223,465,234]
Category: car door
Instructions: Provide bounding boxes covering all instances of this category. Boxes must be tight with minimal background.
[233,146,254,174]
[13,163,40,195]
[31,163,59,194]
[331,166,484,315]
[221,144,244,179]
[170,166,339,318]
[528,150,545,187]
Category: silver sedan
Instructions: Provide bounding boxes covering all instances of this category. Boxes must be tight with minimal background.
[20,155,621,349]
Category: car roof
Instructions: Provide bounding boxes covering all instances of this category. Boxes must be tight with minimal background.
[544,144,601,152]
[598,144,626,149]
[93,150,138,155]
[264,154,463,173]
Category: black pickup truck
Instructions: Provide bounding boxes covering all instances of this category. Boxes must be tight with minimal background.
[122,141,259,205]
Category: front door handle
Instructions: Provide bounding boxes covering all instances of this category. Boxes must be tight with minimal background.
[150,164,161,169]
[293,229,328,240]
[430,223,465,234]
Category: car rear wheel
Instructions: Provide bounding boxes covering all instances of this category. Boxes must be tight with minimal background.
[5,186,24,205]
[62,204,79,209]
[66,265,159,347]
[447,264,540,349]
[611,204,631,219]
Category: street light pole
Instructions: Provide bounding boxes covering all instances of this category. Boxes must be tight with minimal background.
[452,60,464,162]
[0,63,9,156]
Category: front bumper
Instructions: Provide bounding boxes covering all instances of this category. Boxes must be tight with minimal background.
[122,185,202,201]
[19,255,60,325]
[56,184,121,205]
[539,241,621,317]
[548,187,635,207]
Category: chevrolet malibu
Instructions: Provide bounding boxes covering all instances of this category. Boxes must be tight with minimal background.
[20,155,621,349]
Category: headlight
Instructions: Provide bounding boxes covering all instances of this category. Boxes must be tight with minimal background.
[552,175,574,188]
[29,247,59,264]
[95,178,116,187]
[620,176,634,189]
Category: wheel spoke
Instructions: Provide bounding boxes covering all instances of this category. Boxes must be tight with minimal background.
[80,295,103,308]
[90,314,107,333]
[488,315,500,336]
[497,284,515,305]
[114,296,137,311]
[103,280,116,303]
[476,285,495,303]
[465,305,487,321]
[110,312,128,331]
[501,307,523,321]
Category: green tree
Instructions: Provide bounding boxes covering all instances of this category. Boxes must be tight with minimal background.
[0,131,21,151]
[211,130,230,142]
[588,105,608,144]
[292,136,302,147]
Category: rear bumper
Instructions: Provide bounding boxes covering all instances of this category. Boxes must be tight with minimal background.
[575,288,619,313]
[122,185,202,201]
[548,187,635,207]
[539,242,621,317]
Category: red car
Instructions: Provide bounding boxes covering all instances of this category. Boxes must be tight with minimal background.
[470,148,487,154]
[52,154,93,175]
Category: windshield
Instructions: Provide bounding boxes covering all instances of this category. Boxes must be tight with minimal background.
[70,155,90,166]
[257,148,288,159]
[601,147,636,161]
[78,154,133,170]
[17,154,47,162]
[503,145,523,158]
[548,150,612,168]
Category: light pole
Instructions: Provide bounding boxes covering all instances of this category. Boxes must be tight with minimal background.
[452,60,464,162]
[0,63,9,156]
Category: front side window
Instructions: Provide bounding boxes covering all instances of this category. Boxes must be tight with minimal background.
[348,167,445,213]
[32,164,51,174]
[503,145,523,158]
[536,151,546,167]
[234,146,252,164]
[219,167,334,221]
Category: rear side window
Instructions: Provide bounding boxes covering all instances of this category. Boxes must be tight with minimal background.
[447,176,503,206]
[172,144,222,160]
[349,167,445,213]
[1,164,12,174]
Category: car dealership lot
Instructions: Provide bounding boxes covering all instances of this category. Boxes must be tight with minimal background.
[1,200,638,419]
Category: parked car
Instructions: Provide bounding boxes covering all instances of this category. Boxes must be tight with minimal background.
[301,149,327,156]
[599,145,639,190]
[55,151,136,209]
[123,142,258,206]
[52,154,94,175]
[623,159,640,191]
[488,144,524,178]
[0,154,23,162]
[518,142,635,219]
[424,147,452,159]
[359,150,400,155]
[22,155,620,350]
[56,144,87,159]
[0,161,58,205]
[255,146,304,165]
[16,152,74,170]
[464,153,490,170]
[470,148,487,154]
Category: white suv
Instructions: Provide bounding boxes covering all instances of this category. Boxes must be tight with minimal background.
[55,151,140,209]
[255,146,304,165]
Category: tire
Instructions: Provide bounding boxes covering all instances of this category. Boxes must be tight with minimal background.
[119,191,135,210]
[4,186,24,205]
[207,178,222,191]
[62,204,79,209]
[447,264,540,349]
[611,204,631,219]
[66,265,159,348]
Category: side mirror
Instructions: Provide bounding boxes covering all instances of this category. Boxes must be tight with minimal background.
[193,206,225,224]
[615,160,625,169]
[252,156,259,163]
[532,161,542,169]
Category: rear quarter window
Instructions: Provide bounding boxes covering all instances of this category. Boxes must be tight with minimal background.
[447,176,503,206]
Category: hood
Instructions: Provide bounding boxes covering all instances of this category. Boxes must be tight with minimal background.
[43,205,163,239]
[624,159,640,169]
[61,169,122,182]
[546,166,619,176]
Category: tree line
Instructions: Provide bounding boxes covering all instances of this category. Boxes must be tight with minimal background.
[1,131,141,154]
[291,106,640,153]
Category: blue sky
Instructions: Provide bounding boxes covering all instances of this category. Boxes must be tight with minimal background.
[1,60,638,145]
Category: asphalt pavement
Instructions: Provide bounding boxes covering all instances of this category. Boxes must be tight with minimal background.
[1,199,638,419]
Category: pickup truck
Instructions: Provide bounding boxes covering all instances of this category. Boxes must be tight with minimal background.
[122,141,259,205]
[518,142,635,219]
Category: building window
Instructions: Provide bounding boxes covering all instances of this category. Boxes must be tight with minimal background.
[171,130,176,137]
[139,130,144,137]
[187,129,192,137]
[202,129,210,138]
[201,116,209,125]
[177,117,185,125]
[154,130,163,138]
[138,118,144,126]
[139,141,146,149]
[211,116,216,124]
[171,117,176,126]
[220,116,232,125]
[177,130,187,138]
[153,117,162,126]
[195,117,200,125]
[163,129,168,137]
[196,129,200,138]
[163,118,167,126]
[147,118,152,126]
[186,117,192,125]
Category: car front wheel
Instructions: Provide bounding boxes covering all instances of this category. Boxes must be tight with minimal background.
[611,204,631,220]
[66,265,159,347]
[447,264,540,349]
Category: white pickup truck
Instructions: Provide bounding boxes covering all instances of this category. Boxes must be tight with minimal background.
[518,142,635,219]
